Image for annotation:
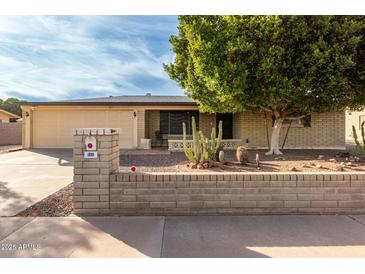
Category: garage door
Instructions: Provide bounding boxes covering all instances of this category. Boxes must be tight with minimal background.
[33,109,134,148]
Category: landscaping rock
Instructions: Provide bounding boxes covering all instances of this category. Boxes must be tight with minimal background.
[315,164,322,169]
[329,158,337,163]
[335,152,350,158]
[275,156,286,161]
[288,167,298,171]
[303,162,316,168]
[255,153,260,167]
[335,165,345,171]
[236,146,249,165]
[209,160,216,168]
[219,150,225,164]
[197,164,203,169]
[318,155,325,160]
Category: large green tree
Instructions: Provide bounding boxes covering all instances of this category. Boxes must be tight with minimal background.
[165,16,365,155]
[0,97,26,117]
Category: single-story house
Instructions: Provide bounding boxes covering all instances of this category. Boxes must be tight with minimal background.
[20,94,345,150]
[0,108,20,123]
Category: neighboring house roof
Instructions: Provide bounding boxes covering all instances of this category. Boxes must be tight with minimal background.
[21,95,197,106]
[0,108,20,118]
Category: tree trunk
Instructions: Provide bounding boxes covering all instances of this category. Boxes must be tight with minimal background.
[265,118,283,155]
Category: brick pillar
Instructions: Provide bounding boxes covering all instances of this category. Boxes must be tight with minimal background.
[72,128,120,215]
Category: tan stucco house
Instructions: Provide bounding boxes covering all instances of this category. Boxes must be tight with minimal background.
[0,108,20,123]
[20,95,346,150]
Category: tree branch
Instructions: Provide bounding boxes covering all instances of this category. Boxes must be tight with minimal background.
[284,114,309,120]
[259,106,273,113]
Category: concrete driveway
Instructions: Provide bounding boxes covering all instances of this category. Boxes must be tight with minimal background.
[1,215,365,258]
[0,149,73,216]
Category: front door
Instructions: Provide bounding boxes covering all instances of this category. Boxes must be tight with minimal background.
[216,113,233,139]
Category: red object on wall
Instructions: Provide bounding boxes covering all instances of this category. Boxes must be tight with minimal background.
[87,143,93,149]
[131,165,136,172]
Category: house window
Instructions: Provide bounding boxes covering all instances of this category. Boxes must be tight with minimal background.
[160,111,199,135]
[272,115,311,127]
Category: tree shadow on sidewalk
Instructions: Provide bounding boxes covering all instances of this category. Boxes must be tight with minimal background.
[0,181,34,217]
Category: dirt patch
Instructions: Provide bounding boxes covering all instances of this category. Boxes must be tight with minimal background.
[16,183,73,217]
[175,159,365,172]
[120,149,365,173]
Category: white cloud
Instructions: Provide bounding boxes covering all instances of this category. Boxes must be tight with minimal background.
[0,16,182,101]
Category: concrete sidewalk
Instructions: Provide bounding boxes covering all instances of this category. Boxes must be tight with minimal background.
[0,149,73,216]
[1,215,365,258]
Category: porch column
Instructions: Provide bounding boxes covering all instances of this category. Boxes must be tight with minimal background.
[21,107,33,149]
[133,109,146,148]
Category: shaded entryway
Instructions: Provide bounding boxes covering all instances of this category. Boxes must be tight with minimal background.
[216,113,233,139]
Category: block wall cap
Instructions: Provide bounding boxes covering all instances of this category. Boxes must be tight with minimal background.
[112,171,365,176]
[72,128,121,136]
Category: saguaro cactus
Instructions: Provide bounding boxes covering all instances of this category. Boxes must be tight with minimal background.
[183,116,201,163]
[182,117,224,165]
[199,132,209,162]
[352,121,365,156]
[208,120,223,160]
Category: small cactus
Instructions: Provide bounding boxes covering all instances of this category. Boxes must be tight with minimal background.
[236,145,249,165]
[219,150,225,164]
[215,143,224,162]
[352,121,365,156]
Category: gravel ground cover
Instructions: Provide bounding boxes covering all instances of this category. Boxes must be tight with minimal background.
[16,183,73,217]
[120,149,365,173]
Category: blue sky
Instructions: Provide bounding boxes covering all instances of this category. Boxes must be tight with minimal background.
[0,16,184,101]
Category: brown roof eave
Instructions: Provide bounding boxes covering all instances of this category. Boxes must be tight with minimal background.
[20,101,198,107]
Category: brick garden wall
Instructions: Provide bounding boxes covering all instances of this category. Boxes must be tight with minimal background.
[73,128,365,216]
[109,172,365,215]
[0,122,22,145]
